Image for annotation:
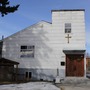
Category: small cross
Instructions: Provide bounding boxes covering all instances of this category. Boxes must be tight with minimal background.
[65,34,72,43]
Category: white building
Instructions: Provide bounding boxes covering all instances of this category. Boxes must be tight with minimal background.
[0,9,86,81]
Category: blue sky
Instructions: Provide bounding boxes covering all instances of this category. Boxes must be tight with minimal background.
[0,0,90,54]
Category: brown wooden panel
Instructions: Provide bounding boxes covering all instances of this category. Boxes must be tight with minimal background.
[66,54,84,77]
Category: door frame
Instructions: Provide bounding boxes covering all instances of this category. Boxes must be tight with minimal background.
[65,54,84,77]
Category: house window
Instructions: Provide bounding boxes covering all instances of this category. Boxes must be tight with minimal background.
[65,23,71,33]
[25,72,32,79]
[20,45,35,58]
[29,72,32,78]
[25,72,28,78]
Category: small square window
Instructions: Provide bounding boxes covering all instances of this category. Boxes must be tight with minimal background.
[61,62,65,66]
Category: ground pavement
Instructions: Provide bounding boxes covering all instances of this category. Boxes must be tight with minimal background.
[56,77,90,90]
[59,85,90,90]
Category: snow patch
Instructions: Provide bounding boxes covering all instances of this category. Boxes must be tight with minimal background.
[0,82,60,90]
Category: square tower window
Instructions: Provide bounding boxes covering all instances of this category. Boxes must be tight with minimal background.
[65,23,71,33]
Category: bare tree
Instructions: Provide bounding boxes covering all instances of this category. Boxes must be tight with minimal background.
[0,0,19,17]
[86,53,90,58]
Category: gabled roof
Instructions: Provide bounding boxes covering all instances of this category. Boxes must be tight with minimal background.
[0,58,19,65]
[2,20,51,41]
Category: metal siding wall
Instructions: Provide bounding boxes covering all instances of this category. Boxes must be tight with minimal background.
[2,10,86,80]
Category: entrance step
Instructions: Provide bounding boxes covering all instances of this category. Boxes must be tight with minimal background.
[61,77,90,85]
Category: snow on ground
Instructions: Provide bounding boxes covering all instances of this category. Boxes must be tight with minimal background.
[0,82,60,90]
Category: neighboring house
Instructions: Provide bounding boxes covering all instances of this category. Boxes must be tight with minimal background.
[86,57,90,72]
[86,57,90,78]
[0,58,19,81]
[0,9,86,81]
[0,40,3,58]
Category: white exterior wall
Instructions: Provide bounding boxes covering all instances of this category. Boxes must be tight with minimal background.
[52,10,86,77]
[2,10,86,80]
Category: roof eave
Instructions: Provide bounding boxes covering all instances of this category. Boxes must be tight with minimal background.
[51,9,85,12]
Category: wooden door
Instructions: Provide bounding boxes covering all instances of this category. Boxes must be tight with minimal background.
[66,54,84,77]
